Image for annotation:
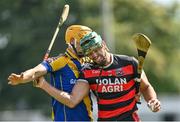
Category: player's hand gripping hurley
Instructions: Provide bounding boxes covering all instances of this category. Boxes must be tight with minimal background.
[43,4,69,60]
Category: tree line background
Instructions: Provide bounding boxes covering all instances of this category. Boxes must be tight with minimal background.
[0,0,180,117]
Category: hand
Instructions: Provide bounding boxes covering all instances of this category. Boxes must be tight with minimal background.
[33,76,46,88]
[147,98,161,112]
[8,73,24,85]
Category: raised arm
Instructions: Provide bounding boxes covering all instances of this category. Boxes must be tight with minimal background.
[8,64,47,85]
[35,77,90,108]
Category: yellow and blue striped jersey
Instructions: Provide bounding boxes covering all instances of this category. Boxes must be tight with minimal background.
[41,48,93,121]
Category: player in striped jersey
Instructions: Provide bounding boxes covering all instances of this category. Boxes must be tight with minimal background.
[79,31,161,121]
[8,25,93,121]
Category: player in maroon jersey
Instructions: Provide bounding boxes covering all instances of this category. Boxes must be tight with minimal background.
[35,30,161,121]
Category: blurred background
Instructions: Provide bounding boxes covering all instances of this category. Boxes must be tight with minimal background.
[0,0,180,121]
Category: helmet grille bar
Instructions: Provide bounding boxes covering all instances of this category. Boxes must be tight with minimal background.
[80,36,95,47]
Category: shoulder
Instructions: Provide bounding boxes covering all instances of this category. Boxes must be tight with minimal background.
[46,54,70,71]
[113,54,137,63]
[46,54,65,63]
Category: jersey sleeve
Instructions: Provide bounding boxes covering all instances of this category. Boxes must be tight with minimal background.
[41,55,68,73]
[77,70,89,83]
[76,63,92,83]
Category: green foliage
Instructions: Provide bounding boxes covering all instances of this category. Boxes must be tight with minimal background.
[112,0,180,93]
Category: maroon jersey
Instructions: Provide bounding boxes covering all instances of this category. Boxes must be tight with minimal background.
[78,54,139,121]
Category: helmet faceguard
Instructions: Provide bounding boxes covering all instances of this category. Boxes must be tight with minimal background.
[80,32,103,55]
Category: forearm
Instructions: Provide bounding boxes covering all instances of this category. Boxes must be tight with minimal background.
[139,71,157,102]
[140,84,157,102]
[139,71,161,112]
[41,81,80,108]
[21,64,47,83]
[140,83,161,112]
[21,69,38,83]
